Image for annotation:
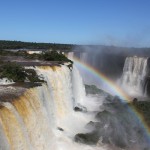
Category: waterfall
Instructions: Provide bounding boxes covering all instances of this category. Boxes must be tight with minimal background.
[0,88,54,150]
[67,52,74,60]
[0,64,106,150]
[72,65,86,106]
[35,65,74,124]
[121,56,148,96]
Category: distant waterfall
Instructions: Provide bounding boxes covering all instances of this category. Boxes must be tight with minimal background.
[121,56,148,96]
[67,52,74,60]
[80,52,88,64]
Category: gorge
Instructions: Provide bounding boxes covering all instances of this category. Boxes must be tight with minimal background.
[0,48,150,150]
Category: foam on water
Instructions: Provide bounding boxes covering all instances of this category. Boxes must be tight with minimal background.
[0,78,14,85]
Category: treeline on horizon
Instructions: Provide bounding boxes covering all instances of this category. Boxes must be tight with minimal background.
[0,40,74,51]
[1,40,150,55]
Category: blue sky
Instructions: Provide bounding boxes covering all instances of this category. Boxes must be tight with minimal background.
[0,0,150,47]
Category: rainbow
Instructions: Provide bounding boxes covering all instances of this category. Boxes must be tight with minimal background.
[73,56,150,139]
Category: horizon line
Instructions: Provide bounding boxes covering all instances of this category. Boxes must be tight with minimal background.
[0,39,150,49]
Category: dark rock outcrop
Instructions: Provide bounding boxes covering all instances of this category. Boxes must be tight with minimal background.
[75,132,99,145]
[57,127,64,131]
[74,104,87,112]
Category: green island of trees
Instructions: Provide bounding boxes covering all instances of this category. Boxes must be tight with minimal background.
[0,62,44,83]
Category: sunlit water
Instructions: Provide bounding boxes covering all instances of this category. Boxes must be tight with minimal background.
[0,65,110,150]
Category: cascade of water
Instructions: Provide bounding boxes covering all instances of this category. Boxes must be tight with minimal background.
[0,64,108,150]
[35,65,74,125]
[72,65,86,106]
[121,56,148,96]
[0,65,74,150]
[0,120,10,150]
[67,52,74,60]
[0,88,54,150]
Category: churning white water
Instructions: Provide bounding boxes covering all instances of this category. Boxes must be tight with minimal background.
[0,78,14,85]
[120,56,148,97]
[0,64,108,150]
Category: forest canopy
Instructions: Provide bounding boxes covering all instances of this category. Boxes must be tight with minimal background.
[0,40,74,51]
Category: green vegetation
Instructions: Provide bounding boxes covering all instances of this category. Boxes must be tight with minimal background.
[0,49,73,83]
[0,49,28,56]
[0,40,73,51]
[41,51,68,61]
[40,51,73,67]
[0,49,73,64]
[25,69,45,83]
[0,62,26,82]
[0,62,44,83]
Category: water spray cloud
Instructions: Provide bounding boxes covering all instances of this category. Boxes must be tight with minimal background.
[73,56,150,141]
